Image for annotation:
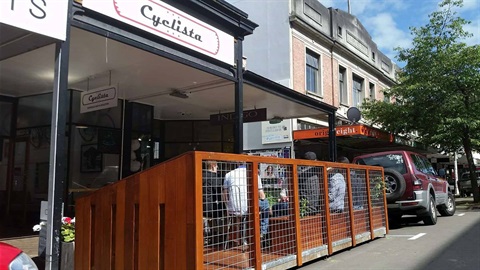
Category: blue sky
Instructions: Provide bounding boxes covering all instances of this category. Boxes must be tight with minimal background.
[320,0,480,66]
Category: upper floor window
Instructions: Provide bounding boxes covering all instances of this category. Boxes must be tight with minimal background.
[306,50,320,94]
[339,66,347,104]
[352,75,364,107]
[369,82,375,100]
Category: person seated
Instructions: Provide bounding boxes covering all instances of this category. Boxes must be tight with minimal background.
[272,189,289,217]
[328,157,348,213]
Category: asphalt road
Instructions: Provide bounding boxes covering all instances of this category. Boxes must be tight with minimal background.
[298,200,480,270]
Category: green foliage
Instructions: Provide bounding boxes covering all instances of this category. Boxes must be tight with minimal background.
[61,222,75,243]
[362,0,480,202]
[300,198,309,218]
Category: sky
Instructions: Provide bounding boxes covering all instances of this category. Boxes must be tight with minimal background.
[320,0,480,66]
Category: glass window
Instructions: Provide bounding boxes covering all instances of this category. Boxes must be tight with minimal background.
[369,82,375,100]
[306,50,320,94]
[352,75,364,107]
[411,154,428,174]
[356,154,406,174]
[339,66,347,104]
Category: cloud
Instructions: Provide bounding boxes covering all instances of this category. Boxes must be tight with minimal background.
[462,14,480,46]
[462,0,480,11]
[363,13,412,55]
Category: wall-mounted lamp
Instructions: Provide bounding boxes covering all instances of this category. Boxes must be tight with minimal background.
[169,89,189,99]
[269,116,283,124]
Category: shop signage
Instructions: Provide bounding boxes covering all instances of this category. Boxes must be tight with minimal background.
[261,120,291,144]
[83,0,234,65]
[80,85,118,113]
[210,108,267,125]
[293,124,392,141]
[0,0,68,40]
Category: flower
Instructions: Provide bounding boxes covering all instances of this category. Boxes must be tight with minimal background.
[61,216,75,243]
[33,217,75,243]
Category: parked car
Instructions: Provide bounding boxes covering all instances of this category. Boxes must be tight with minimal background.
[458,171,480,197]
[0,242,38,270]
[353,150,456,225]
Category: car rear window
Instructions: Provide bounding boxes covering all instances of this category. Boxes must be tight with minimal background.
[355,154,407,174]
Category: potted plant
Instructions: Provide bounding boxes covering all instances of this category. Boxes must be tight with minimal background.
[33,217,75,270]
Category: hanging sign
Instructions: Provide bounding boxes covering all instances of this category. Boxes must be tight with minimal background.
[82,0,234,65]
[261,120,291,144]
[0,0,69,40]
[210,108,267,125]
[80,85,118,113]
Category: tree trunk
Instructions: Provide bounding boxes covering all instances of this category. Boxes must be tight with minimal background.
[462,135,479,203]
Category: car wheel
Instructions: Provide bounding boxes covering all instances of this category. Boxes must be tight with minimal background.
[438,193,456,216]
[383,168,406,203]
[422,194,437,225]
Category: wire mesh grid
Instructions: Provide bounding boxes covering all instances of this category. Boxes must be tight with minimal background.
[259,163,296,263]
[202,160,254,269]
[297,165,327,250]
[369,170,386,229]
[327,167,351,243]
[351,168,370,236]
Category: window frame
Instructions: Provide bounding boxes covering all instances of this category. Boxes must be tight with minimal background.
[352,74,364,107]
[305,49,321,95]
[339,66,348,105]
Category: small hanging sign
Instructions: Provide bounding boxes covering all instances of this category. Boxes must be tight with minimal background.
[80,85,118,113]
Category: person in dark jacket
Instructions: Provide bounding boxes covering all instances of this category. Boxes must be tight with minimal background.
[202,160,224,218]
[202,160,225,245]
[298,152,321,216]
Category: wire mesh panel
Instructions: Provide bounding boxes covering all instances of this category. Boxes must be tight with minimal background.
[297,165,327,251]
[369,170,387,230]
[259,163,296,266]
[327,167,352,247]
[351,168,370,239]
[202,160,254,269]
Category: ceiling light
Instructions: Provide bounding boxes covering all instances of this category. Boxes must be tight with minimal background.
[169,90,189,99]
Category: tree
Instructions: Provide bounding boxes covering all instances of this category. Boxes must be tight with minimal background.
[361,0,480,202]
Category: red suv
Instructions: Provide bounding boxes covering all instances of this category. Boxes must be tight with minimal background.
[353,150,456,225]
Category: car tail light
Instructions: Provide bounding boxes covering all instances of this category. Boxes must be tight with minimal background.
[413,177,422,190]
[9,252,38,270]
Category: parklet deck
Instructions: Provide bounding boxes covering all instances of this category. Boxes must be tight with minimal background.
[75,151,388,269]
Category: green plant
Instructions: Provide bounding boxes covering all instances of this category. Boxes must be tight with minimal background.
[61,217,75,243]
[371,177,386,200]
[300,198,309,218]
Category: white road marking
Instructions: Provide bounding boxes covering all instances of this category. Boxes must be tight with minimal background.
[388,235,416,238]
[457,213,465,217]
[408,233,426,240]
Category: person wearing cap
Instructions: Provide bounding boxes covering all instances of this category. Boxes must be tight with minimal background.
[298,151,321,215]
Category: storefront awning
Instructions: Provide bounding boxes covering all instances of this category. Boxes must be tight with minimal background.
[294,124,429,153]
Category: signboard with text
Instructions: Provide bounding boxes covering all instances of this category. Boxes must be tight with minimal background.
[293,124,392,142]
[210,108,267,125]
[0,0,68,40]
[83,0,234,65]
[80,85,118,113]
[261,120,292,144]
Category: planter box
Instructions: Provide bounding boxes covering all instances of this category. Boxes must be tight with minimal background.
[61,241,75,270]
[300,215,324,250]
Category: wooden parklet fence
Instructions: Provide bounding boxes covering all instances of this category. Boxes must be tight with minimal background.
[75,151,388,269]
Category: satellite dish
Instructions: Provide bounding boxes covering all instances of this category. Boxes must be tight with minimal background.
[347,107,362,123]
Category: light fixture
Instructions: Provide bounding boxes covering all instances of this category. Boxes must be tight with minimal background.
[169,89,189,99]
[269,116,283,124]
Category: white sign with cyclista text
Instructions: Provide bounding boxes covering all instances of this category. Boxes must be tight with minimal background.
[80,85,118,113]
[82,0,234,65]
[0,0,69,41]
